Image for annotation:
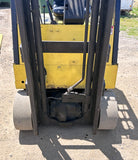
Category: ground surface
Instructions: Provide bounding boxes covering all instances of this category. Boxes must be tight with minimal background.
[120,1,138,38]
[0,8,138,160]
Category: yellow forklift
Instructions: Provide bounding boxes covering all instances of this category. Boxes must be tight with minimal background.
[11,0,121,135]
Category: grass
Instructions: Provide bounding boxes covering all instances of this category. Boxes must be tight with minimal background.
[120,5,138,38]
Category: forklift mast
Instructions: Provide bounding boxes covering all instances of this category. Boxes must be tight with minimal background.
[11,0,120,135]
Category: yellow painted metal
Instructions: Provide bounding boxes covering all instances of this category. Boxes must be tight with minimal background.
[0,34,3,49]
[41,25,85,41]
[14,23,117,89]
[13,63,118,89]
[17,27,23,64]
[13,64,26,89]
[107,19,115,65]
[104,64,118,88]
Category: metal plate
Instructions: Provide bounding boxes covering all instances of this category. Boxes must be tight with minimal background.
[42,41,88,53]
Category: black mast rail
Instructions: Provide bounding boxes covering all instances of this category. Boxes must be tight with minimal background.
[113,0,121,65]
[23,0,42,123]
[14,0,39,135]
[85,0,100,113]
[91,0,116,134]
[11,0,19,64]
[31,0,47,113]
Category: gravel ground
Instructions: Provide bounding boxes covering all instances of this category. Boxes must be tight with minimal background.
[0,8,138,160]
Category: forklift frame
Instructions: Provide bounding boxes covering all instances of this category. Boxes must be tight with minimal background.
[11,0,120,135]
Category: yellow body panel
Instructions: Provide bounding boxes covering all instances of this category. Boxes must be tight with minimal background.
[13,63,118,89]
[14,24,117,89]
[0,34,3,49]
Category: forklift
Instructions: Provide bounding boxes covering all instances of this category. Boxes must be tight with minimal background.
[11,0,121,135]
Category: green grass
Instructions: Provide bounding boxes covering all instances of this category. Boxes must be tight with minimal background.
[120,7,138,38]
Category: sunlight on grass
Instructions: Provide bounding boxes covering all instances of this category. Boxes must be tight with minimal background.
[120,6,138,38]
